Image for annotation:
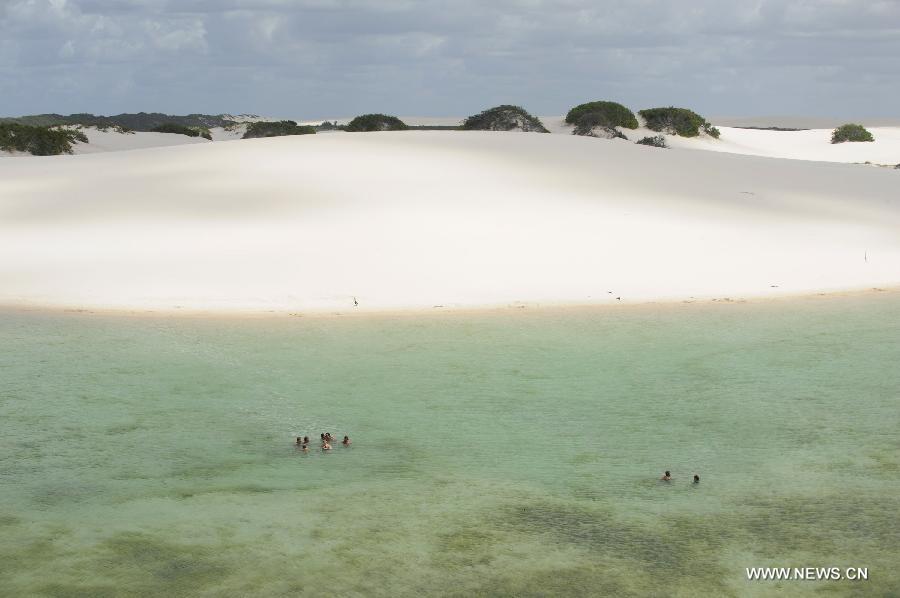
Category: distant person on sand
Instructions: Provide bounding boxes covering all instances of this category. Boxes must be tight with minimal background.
[342,435,351,446]
[661,471,672,481]
[693,474,700,484]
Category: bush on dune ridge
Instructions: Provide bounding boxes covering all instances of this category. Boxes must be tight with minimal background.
[345,114,408,132]
[0,123,87,155]
[831,124,874,143]
[151,123,213,140]
[565,101,639,129]
[571,112,628,139]
[461,105,548,132]
[242,120,316,139]
[638,107,720,138]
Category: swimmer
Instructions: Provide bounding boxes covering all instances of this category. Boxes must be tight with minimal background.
[301,444,309,453]
[325,432,334,442]
[693,474,700,484]
[322,441,332,451]
[295,437,303,446]
[342,435,351,446]
[661,471,672,481]
[303,436,310,446]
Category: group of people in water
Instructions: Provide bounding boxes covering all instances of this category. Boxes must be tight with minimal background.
[295,432,351,452]
[661,471,700,484]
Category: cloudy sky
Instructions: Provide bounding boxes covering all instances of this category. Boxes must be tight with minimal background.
[1,0,898,119]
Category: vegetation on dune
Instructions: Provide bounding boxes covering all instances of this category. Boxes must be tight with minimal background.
[345,114,409,132]
[565,101,638,129]
[461,105,548,132]
[831,123,874,144]
[151,123,213,140]
[0,112,240,132]
[635,135,668,148]
[572,112,628,139]
[0,123,88,155]
[638,107,720,138]
[242,120,316,139]
[314,120,342,131]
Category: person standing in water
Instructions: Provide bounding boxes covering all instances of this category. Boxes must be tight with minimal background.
[693,474,700,484]
[342,435,351,446]
[661,471,672,481]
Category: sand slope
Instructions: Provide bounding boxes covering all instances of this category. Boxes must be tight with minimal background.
[1,131,898,313]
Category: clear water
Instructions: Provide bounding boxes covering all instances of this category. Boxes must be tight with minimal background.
[1,294,898,597]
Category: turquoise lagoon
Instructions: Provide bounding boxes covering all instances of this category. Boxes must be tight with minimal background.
[1,293,898,596]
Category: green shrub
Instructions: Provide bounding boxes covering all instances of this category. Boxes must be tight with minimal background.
[242,120,316,139]
[151,123,212,140]
[831,124,874,143]
[565,101,638,129]
[636,135,668,148]
[638,107,719,138]
[461,105,548,132]
[571,112,627,139]
[345,114,408,132]
[0,123,87,155]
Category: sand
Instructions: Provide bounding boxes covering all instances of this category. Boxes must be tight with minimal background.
[1,130,898,313]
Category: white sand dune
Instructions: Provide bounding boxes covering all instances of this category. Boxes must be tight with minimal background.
[639,126,900,165]
[1,131,898,313]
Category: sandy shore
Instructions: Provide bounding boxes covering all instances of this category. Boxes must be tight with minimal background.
[1,131,898,314]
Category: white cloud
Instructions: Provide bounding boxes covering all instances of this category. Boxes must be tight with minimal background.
[1,0,898,117]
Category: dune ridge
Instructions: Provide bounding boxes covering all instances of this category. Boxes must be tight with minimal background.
[1,131,898,313]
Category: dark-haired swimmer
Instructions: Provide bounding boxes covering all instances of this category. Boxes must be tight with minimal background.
[693,474,700,484]
[342,435,351,446]
[661,471,672,481]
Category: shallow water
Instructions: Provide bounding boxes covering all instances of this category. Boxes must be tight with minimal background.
[1,294,898,597]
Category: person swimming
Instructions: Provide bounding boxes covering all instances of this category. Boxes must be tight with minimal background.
[303,436,310,446]
[301,443,309,453]
[693,474,700,484]
[661,471,672,481]
[295,437,303,446]
[322,441,332,451]
[325,432,334,442]
[342,435,351,446]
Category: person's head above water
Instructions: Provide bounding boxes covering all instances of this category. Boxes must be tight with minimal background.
[295,437,302,444]
[693,474,700,483]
